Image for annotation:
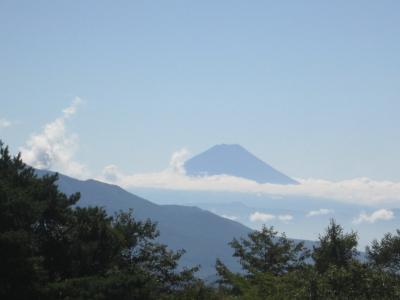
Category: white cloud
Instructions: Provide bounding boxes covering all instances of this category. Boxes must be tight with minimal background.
[353,209,394,224]
[20,98,88,179]
[248,212,293,223]
[278,214,293,222]
[102,164,122,182]
[307,208,334,217]
[249,212,276,222]
[62,99,81,117]
[221,214,238,221]
[0,118,12,129]
[169,148,189,174]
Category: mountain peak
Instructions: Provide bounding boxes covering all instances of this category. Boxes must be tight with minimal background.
[211,143,245,149]
[184,144,297,185]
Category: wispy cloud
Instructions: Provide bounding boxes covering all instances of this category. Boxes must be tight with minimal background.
[221,214,238,221]
[249,212,293,223]
[353,209,394,224]
[307,208,334,217]
[0,118,12,129]
[20,98,89,179]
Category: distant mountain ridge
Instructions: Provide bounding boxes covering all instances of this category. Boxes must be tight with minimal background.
[35,169,321,278]
[35,169,250,278]
[184,144,297,184]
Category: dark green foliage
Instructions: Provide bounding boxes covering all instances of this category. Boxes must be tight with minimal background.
[227,225,309,276]
[312,219,358,273]
[367,229,400,273]
[0,142,199,299]
[216,225,310,299]
[0,142,78,298]
[216,219,400,299]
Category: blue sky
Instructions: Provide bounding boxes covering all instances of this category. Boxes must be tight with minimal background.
[1,1,400,181]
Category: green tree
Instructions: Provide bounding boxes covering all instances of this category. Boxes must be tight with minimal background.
[216,225,309,299]
[226,225,309,276]
[0,142,79,298]
[312,219,358,273]
[214,221,400,299]
[367,229,400,273]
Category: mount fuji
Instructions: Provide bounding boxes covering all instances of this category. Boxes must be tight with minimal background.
[184,144,297,184]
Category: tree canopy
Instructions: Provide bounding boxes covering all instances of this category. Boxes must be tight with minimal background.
[216,219,400,299]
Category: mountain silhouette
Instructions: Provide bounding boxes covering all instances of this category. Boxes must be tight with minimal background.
[184,144,297,184]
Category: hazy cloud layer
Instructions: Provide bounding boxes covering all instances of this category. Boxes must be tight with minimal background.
[307,208,334,217]
[353,209,395,224]
[20,98,89,178]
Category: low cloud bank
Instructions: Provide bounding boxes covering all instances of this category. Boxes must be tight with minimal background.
[99,157,400,207]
